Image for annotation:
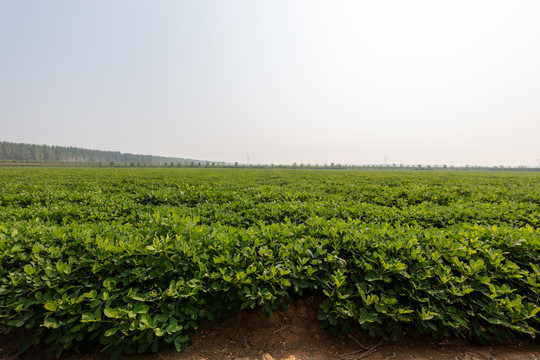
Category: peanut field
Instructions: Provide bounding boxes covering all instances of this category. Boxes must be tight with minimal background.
[0,168,538,359]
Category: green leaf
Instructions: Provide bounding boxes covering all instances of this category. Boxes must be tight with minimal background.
[44,302,57,311]
[81,313,95,322]
[365,271,382,282]
[104,327,119,337]
[43,317,58,329]
[133,303,149,314]
[23,264,35,275]
[104,308,119,319]
[173,335,189,351]
[103,279,116,290]
[139,314,151,327]
[110,345,123,360]
[328,315,337,326]
[131,294,146,302]
[166,318,183,333]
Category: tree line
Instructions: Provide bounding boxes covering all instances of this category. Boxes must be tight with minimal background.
[0,141,206,166]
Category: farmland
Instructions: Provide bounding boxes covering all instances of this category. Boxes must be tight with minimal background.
[0,168,539,359]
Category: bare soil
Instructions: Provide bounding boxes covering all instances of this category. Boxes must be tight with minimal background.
[2,295,539,360]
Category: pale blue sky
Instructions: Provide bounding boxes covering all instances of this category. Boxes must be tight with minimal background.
[1,1,539,166]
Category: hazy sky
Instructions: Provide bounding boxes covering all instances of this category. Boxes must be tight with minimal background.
[1,1,540,166]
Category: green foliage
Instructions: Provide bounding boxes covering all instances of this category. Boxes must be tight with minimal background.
[0,168,538,358]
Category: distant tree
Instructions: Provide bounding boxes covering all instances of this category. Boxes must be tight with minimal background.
[0,142,207,166]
